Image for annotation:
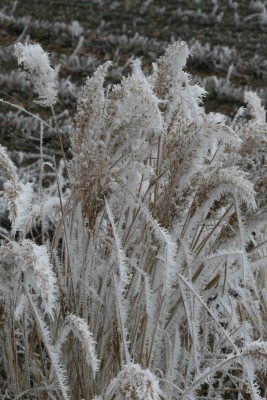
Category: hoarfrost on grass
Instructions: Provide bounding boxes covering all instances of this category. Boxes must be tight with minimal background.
[0,39,267,400]
[14,42,57,107]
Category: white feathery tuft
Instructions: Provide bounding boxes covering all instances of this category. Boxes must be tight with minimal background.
[20,240,58,317]
[59,314,99,377]
[106,363,163,400]
[14,42,57,107]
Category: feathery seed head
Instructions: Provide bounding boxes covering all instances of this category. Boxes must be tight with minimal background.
[20,240,58,317]
[65,314,99,376]
[107,363,163,400]
[14,42,57,107]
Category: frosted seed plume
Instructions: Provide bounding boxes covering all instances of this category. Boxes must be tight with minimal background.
[106,363,163,400]
[244,91,266,124]
[63,314,99,377]
[0,144,18,183]
[20,240,58,317]
[14,42,57,107]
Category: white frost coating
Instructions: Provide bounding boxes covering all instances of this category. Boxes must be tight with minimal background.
[106,363,163,400]
[14,42,57,107]
[6,181,33,232]
[58,314,99,377]
[20,240,58,317]
[244,91,266,124]
[243,339,267,356]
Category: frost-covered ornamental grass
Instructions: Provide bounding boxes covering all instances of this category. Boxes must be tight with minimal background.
[0,41,267,399]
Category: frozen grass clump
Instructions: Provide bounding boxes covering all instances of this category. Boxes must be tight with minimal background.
[0,40,266,399]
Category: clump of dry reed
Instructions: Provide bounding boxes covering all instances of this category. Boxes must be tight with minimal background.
[0,40,266,400]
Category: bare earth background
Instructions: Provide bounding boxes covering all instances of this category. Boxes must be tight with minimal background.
[1,0,267,152]
[2,0,267,57]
